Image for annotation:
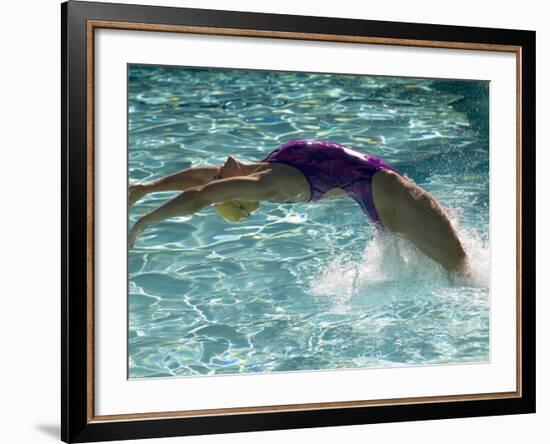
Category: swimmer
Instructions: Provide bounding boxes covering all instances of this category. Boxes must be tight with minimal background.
[129,140,467,272]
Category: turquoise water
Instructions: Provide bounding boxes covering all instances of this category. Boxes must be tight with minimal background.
[128,65,490,379]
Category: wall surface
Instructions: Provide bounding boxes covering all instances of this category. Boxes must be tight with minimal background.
[0,0,546,443]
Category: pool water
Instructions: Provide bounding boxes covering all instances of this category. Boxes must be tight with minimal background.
[128,65,490,379]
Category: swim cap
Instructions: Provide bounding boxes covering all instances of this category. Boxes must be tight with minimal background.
[213,200,259,223]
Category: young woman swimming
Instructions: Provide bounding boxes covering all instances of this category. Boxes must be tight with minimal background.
[129,139,467,272]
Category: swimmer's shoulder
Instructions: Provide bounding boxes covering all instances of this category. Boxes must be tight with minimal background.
[248,162,311,202]
[251,161,299,178]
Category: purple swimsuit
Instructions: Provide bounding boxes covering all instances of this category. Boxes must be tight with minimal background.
[263,139,399,225]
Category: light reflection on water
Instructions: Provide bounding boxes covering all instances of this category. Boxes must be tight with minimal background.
[128,65,489,379]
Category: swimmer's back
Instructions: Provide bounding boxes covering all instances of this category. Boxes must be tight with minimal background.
[263,139,399,223]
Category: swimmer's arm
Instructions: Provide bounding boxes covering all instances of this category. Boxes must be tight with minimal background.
[129,175,277,247]
[129,166,221,206]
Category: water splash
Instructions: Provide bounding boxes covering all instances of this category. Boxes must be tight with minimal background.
[310,217,489,312]
[447,207,490,288]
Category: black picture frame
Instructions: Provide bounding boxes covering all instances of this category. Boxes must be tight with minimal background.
[62,1,536,442]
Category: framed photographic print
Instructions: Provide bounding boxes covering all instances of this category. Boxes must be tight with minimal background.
[61,1,536,442]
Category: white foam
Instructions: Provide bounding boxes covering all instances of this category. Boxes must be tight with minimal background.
[310,213,490,312]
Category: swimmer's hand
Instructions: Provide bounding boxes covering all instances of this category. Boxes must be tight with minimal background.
[129,183,147,206]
